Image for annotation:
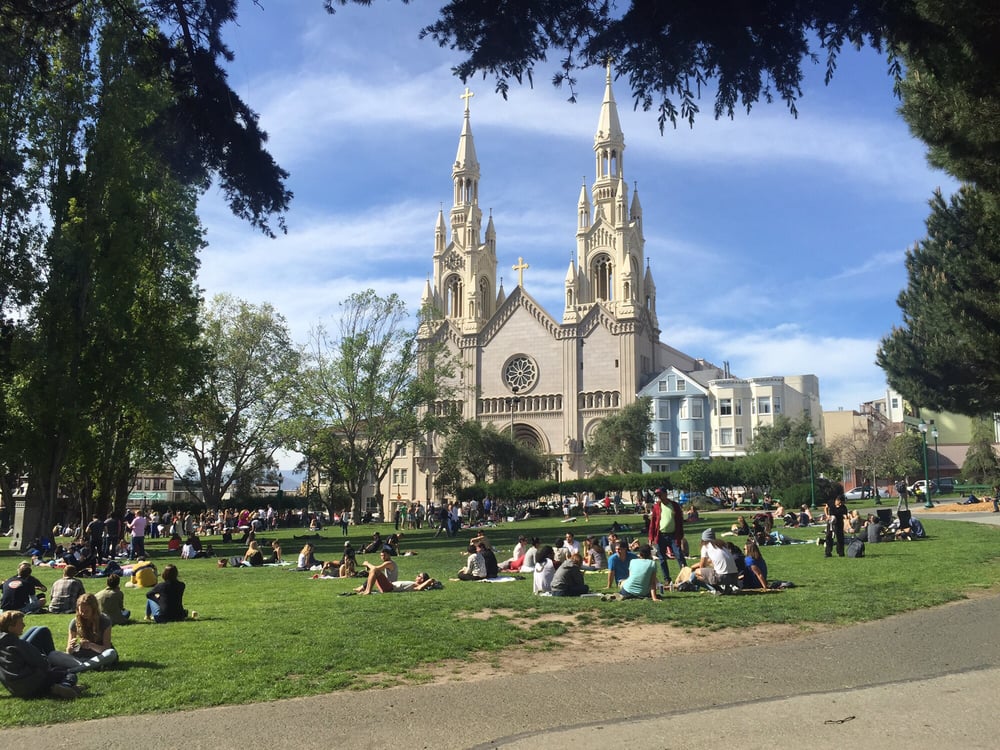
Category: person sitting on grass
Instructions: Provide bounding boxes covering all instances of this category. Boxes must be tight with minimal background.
[617,544,660,601]
[607,540,636,589]
[691,528,739,593]
[741,539,769,590]
[94,573,130,625]
[338,542,357,578]
[0,611,80,700]
[241,540,264,567]
[354,547,398,594]
[296,543,321,571]
[498,536,530,571]
[478,542,499,578]
[145,564,189,622]
[0,562,47,614]
[580,536,607,571]
[65,593,119,672]
[454,543,487,581]
[550,552,590,597]
[269,539,283,564]
[532,545,556,595]
[360,532,383,554]
[48,565,86,614]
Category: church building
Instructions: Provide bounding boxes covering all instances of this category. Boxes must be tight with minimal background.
[392,67,725,508]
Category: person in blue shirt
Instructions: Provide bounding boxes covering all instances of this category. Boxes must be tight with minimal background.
[741,539,768,590]
[606,541,636,589]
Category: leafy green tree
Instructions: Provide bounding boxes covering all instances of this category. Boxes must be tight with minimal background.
[961,416,1000,484]
[299,290,460,519]
[331,0,900,130]
[877,187,1000,415]
[585,397,651,475]
[885,431,924,483]
[2,0,291,236]
[171,295,301,508]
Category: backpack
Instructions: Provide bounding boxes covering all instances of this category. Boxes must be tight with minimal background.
[847,538,865,558]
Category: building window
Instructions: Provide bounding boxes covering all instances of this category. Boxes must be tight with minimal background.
[676,379,686,391]
[395,442,407,457]
[773,396,782,414]
[757,396,771,415]
[891,397,899,409]
[735,427,744,446]
[719,398,732,416]
[445,275,463,317]
[391,468,408,486]
[679,400,688,419]
[680,432,689,452]
[735,399,743,416]
[658,432,671,452]
[658,380,667,392]
[719,427,733,446]
[593,255,613,301]
[503,354,538,393]
[692,432,705,452]
[692,400,704,419]
[658,400,671,420]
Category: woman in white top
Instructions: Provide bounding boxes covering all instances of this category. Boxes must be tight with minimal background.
[532,545,555,594]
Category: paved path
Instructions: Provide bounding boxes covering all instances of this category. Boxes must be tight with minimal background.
[3,511,997,749]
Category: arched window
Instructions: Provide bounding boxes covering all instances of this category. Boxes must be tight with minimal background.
[592,255,613,301]
[446,275,464,317]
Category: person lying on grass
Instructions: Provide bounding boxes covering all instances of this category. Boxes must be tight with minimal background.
[354,547,398,594]
[378,572,439,593]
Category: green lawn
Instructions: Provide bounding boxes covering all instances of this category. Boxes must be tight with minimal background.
[1,508,998,727]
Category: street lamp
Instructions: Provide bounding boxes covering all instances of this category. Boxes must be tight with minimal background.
[931,423,941,497]
[505,386,521,479]
[918,420,933,508]
[806,432,816,510]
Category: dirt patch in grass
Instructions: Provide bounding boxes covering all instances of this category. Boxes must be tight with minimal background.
[918,502,997,513]
[412,611,821,685]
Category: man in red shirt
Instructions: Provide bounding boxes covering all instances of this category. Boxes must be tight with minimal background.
[648,487,686,581]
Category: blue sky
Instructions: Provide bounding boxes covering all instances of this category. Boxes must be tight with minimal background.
[197,3,955,415]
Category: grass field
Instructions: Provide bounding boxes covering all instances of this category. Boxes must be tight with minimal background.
[1,507,998,728]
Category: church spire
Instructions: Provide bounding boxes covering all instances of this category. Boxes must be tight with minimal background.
[451,87,482,246]
[592,62,625,216]
[595,62,625,150]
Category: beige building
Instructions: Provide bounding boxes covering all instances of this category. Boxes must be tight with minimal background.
[382,69,711,510]
[377,72,825,514]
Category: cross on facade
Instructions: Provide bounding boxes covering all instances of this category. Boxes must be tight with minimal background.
[512,257,529,287]
[460,87,474,113]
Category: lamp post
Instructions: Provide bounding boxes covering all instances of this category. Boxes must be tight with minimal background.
[505,386,521,479]
[918,420,933,508]
[931,423,941,497]
[806,432,816,510]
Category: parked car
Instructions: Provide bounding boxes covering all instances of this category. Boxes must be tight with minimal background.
[844,485,875,500]
[936,477,956,494]
[909,479,938,495]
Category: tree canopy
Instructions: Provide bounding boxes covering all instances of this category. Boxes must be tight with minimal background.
[877,187,1000,415]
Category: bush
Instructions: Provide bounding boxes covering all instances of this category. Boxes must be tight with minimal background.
[778,478,841,508]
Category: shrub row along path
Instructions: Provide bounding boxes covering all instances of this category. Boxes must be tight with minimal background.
[3,509,998,749]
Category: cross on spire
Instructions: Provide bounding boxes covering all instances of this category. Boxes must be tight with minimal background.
[512,257,529,287]
[460,87,475,114]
